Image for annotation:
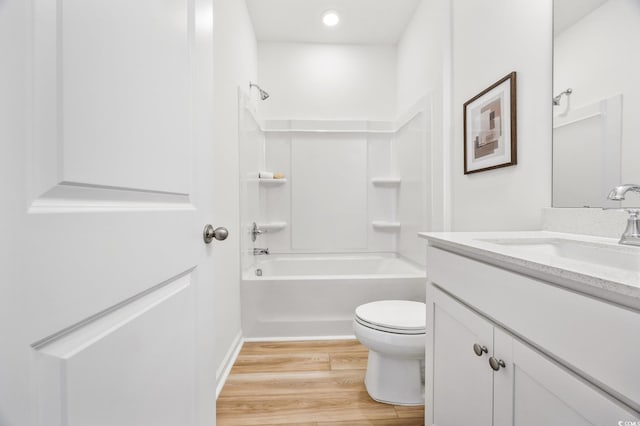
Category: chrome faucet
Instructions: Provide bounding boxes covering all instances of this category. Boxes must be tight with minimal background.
[251,222,263,242]
[607,184,640,246]
[253,247,270,256]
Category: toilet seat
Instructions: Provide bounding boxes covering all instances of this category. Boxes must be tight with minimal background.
[355,300,426,335]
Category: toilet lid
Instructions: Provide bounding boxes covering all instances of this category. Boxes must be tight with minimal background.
[355,300,426,333]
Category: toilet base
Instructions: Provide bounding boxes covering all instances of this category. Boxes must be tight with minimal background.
[364,350,425,406]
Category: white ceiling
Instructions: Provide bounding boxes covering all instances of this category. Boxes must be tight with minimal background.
[245,0,422,44]
[554,0,610,35]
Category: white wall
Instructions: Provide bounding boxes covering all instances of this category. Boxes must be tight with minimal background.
[396,0,553,232]
[396,0,451,233]
[258,42,397,120]
[397,0,448,115]
[212,0,257,385]
[450,0,552,230]
[554,0,640,201]
[250,0,553,256]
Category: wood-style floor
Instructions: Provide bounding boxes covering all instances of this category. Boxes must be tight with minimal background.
[217,340,425,425]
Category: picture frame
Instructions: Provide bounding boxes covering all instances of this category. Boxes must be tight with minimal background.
[463,72,517,174]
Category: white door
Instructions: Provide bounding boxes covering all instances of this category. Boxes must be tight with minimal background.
[0,0,220,425]
[432,289,494,426]
[493,328,640,426]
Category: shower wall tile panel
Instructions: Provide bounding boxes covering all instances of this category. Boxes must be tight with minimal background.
[290,134,368,250]
[238,100,265,270]
[262,132,398,254]
[263,133,291,252]
[395,111,430,265]
[367,135,396,251]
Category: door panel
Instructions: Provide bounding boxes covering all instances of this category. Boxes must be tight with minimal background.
[0,0,216,424]
[25,0,199,339]
[513,371,591,426]
[433,289,494,426]
[493,328,640,426]
[34,275,195,426]
[32,0,193,197]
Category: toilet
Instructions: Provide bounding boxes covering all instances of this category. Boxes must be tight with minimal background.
[353,300,426,406]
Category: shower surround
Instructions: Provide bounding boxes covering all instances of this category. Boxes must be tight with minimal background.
[238,92,431,339]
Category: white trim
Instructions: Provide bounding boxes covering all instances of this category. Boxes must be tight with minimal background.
[262,128,396,134]
[243,334,356,343]
[215,331,244,400]
[247,97,430,135]
[28,182,193,214]
[553,111,603,128]
[395,95,430,130]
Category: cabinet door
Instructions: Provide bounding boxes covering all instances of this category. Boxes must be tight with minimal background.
[493,328,640,426]
[432,289,494,426]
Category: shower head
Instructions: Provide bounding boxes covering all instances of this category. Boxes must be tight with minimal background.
[249,82,270,101]
[553,88,572,106]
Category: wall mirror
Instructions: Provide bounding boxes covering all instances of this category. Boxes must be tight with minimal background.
[553,0,639,208]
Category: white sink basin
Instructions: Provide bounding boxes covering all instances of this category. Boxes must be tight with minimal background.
[477,237,640,272]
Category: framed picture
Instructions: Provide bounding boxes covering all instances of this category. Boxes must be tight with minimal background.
[463,72,517,174]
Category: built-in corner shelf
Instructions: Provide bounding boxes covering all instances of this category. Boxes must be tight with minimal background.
[372,221,401,231]
[258,178,287,186]
[257,221,287,232]
[371,177,401,187]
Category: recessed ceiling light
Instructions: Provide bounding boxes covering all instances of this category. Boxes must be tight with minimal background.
[322,10,340,27]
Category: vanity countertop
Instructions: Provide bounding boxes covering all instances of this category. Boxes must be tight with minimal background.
[419,231,640,310]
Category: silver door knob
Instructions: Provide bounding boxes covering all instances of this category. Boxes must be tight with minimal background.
[473,343,488,357]
[489,356,506,371]
[203,224,229,244]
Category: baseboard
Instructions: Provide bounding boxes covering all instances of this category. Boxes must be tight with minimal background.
[243,334,356,343]
[215,331,244,399]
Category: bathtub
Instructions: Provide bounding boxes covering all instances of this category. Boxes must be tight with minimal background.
[241,253,426,339]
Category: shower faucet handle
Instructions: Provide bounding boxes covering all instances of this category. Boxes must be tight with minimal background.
[253,248,269,256]
[251,222,263,242]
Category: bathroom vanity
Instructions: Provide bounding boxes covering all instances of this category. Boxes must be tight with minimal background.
[420,231,640,425]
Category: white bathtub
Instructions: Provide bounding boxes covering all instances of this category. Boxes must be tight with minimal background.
[241,253,426,339]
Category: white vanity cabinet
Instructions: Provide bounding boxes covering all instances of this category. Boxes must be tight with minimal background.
[432,289,493,425]
[425,244,640,426]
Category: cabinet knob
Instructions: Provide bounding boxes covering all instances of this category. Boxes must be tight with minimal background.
[473,343,488,357]
[489,356,506,371]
